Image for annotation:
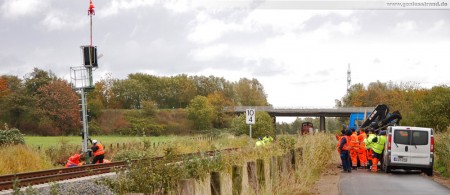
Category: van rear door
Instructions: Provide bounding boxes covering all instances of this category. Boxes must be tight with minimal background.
[409,128,431,165]
[391,128,411,164]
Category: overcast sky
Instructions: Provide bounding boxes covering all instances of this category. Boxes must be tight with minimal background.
[1,0,450,115]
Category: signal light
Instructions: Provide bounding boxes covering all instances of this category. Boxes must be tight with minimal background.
[82,46,98,67]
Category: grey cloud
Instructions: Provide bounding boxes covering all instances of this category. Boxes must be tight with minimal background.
[315,69,331,76]
[300,12,351,32]
[291,78,339,86]
[218,27,280,45]
[95,4,284,78]
[1,1,449,86]
[299,10,450,38]
[245,58,286,76]
[0,54,26,76]
[352,10,450,37]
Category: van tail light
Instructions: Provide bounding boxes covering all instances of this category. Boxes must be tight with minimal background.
[430,137,434,153]
[388,134,392,150]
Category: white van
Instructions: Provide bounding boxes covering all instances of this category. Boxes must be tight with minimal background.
[382,126,434,176]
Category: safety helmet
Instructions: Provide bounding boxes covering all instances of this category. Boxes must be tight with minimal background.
[92,140,98,144]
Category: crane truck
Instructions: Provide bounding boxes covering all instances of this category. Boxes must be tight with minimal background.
[348,104,402,131]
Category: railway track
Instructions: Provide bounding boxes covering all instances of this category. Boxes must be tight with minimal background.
[0,148,238,191]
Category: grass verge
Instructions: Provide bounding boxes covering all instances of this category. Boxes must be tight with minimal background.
[0,145,55,175]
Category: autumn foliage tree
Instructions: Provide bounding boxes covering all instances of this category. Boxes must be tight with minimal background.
[341,81,450,131]
[207,91,234,128]
[235,78,269,106]
[412,86,450,131]
[186,96,214,130]
[36,79,81,135]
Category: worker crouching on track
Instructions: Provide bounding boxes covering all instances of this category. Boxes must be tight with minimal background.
[65,153,82,168]
[91,139,105,164]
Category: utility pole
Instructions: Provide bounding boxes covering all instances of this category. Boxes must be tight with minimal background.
[70,0,98,164]
[347,64,351,93]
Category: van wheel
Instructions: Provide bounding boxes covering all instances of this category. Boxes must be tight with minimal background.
[424,168,433,176]
[382,158,391,173]
[384,165,391,173]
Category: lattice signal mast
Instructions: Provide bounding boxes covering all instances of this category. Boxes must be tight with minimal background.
[70,0,99,164]
[347,64,351,93]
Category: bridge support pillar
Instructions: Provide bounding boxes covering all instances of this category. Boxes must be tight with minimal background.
[272,116,277,138]
[319,116,326,131]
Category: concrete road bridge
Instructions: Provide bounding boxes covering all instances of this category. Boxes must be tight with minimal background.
[227,106,375,131]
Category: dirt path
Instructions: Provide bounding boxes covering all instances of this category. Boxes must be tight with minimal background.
[432,172,450,189]
[311,153,341,195]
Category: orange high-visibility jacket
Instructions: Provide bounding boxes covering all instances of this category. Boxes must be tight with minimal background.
[336,135,343,153]
[350,132,359,149]
[341,136,351,151]
[93,143,105,156]
[65,154,81,168]
[358,131,367,148]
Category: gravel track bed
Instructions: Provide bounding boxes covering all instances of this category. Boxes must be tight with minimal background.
[0,173,117,195]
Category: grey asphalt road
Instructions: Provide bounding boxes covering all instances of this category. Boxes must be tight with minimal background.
[339,169,450,195]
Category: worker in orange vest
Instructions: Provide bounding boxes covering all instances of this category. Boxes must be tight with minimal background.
[336,125,348,154]
[336,129,346,168]
[339,130,353,173]
[336,130,344,153]
[349,128,359,169]
[357,129,368,168]
[91,139,105,164]
[65,153,82,168]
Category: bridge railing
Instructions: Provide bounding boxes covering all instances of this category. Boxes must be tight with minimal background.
[228,106,375,113]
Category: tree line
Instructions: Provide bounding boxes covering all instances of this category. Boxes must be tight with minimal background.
[339,81,450,132]
[88,73,269,111]
[0,68,80,135]
[1,68,449,135]
[0,68,270,135]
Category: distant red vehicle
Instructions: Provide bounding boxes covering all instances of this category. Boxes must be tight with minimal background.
[301,122,314,135]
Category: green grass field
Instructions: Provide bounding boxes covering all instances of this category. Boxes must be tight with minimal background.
[24,135,181,148]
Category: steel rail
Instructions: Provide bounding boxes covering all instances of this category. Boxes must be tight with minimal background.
[0,148,238,191]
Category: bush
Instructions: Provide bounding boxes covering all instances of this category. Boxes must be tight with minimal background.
[104,148,223,194]
[119,110,166,136]
[277,135,297,151]
[98,109,130,134]
[186,96,214,130]
[435,130,450,177]
[113,149,148,161]
[156,109,192,135]
[0,125,25,146]
[230,111,274,138]
[44,139,80,166]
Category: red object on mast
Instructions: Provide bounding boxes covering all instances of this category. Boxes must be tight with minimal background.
[88,0,95,15]
[88,0,95,46]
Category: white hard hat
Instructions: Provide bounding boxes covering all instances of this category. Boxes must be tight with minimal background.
[92,140,98,144]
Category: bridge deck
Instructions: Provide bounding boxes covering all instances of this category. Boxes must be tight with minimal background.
[229,106,374,117]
